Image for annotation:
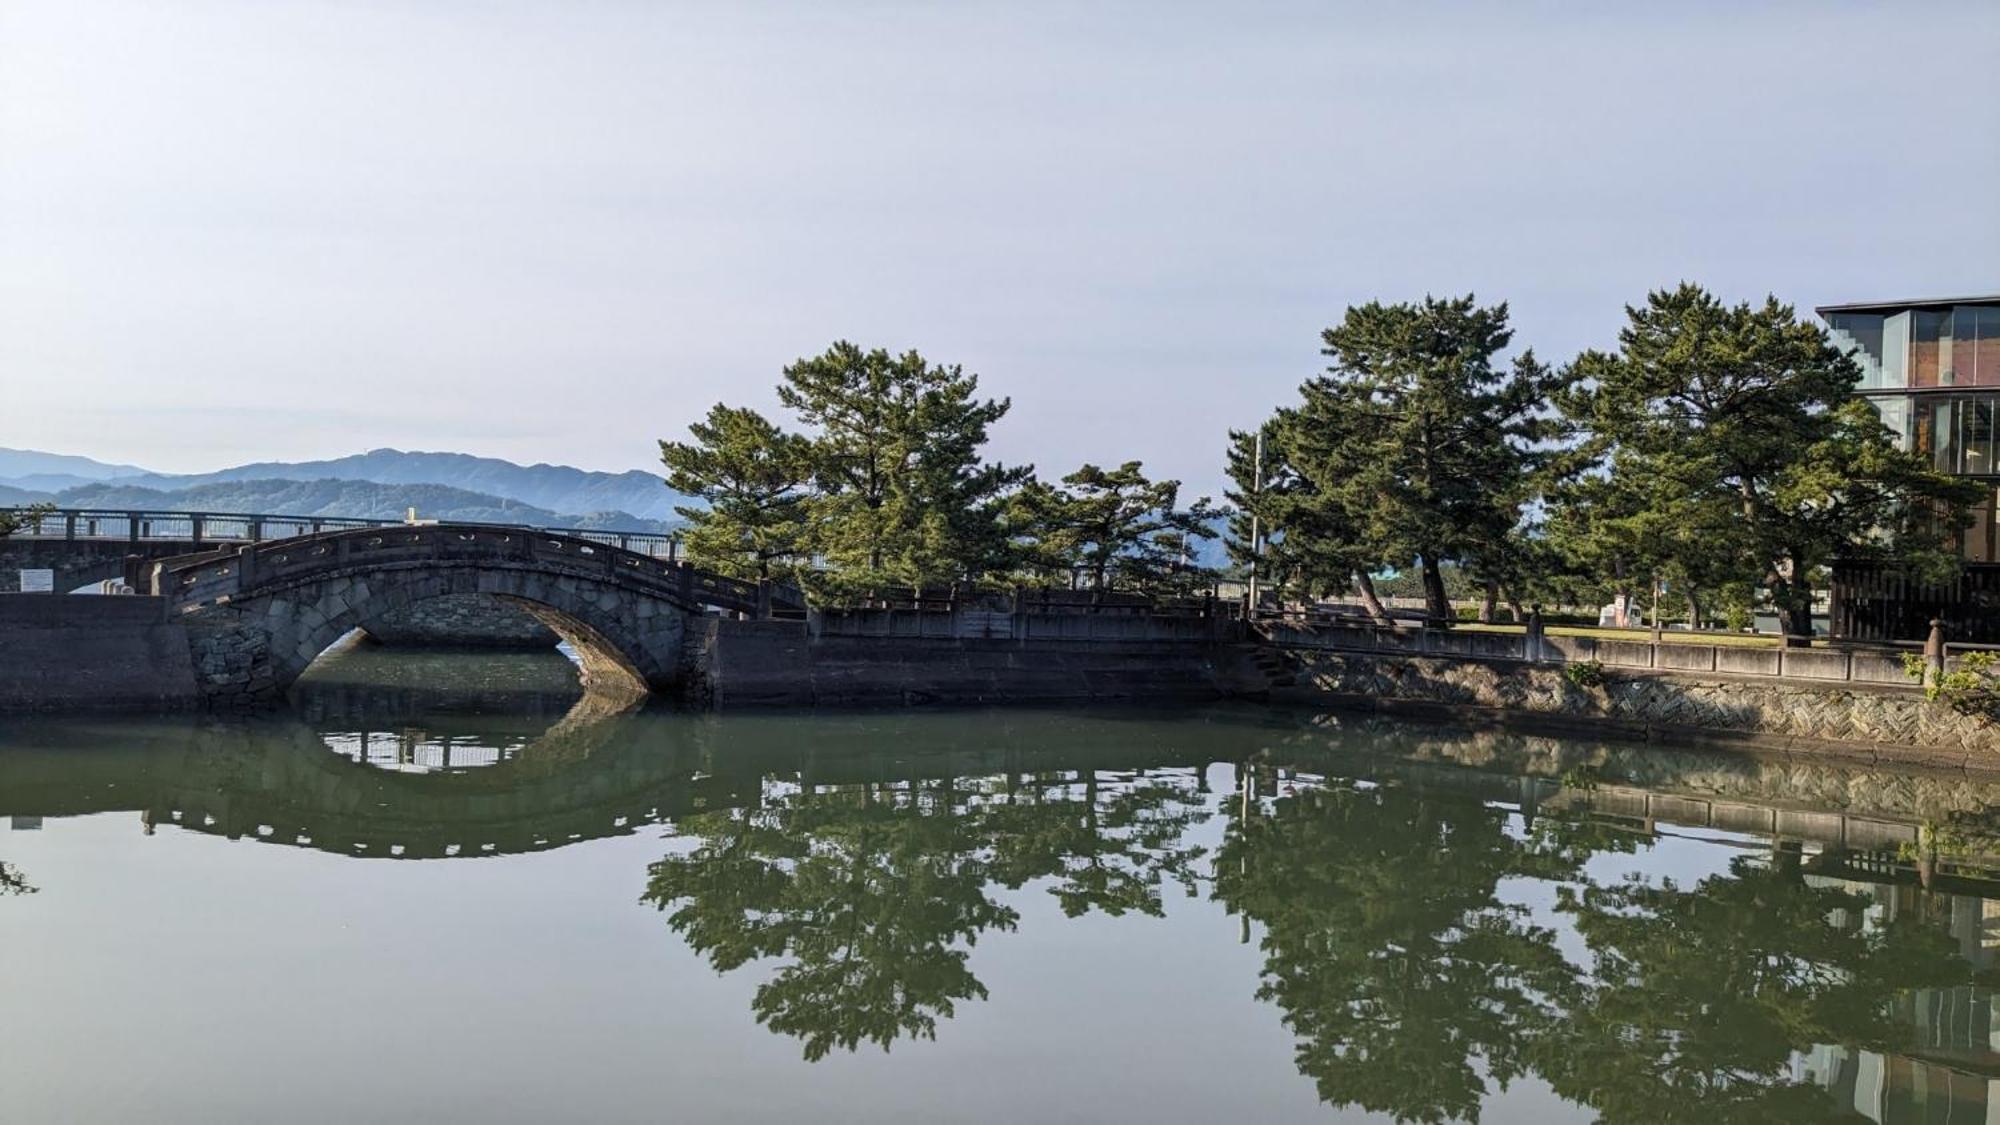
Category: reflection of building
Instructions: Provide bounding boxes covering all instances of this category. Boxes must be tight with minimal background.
[1820,296,2000,641]
[1798,876,2000,1122]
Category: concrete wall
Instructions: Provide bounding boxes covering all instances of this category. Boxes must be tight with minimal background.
[363,593,559,649]
[693,617,1243,708]
[0,595,199,712]
[1264,648,2000,769]
[0,539,197,593]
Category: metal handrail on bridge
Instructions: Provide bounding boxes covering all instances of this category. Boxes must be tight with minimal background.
[2,505,683,560]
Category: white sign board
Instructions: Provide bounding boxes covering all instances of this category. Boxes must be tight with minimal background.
[17,569,53,593]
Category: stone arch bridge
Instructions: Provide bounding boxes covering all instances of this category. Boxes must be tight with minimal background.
[150,524,803,707]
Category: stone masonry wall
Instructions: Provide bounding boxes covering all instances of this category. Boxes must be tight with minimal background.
[0,595,199,712]
[362,593,559,648]
[1268,649,2000,766]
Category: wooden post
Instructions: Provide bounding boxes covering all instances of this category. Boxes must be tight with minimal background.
[190,514,204,546]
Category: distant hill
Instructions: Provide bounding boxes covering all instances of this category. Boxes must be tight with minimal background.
[50,479,672,534]
[121,448,686,521]
[0,483,55,507]
[0,447,151,484]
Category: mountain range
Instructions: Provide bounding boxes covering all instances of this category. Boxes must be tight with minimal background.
[0,447,687,533]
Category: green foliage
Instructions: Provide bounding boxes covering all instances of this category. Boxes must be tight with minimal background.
[1906,648,2000,721]
[660,341,1027,595]
[1563,660,1606,689]
[1008,460,1218,593]
[0,502,54,537]
[1552,285,1982,637]
[780,342,1028,591]
[1232,296,1564,619]
[659,405,814,580]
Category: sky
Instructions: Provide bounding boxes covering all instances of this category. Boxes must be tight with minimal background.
[3,1,1997,494]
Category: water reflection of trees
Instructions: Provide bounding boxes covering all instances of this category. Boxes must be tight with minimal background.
[1212,782,1579,1124]
[641,770,1210,1060]
[1533,859,1974,1124]
[1214,777,1993,1124]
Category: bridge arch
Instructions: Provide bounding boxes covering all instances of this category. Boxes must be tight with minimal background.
[154,525,798,707]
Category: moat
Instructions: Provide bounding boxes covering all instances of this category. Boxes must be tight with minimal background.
[4,645,1998,1123]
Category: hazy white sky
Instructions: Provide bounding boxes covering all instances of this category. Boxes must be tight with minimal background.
[3,1,1996,492]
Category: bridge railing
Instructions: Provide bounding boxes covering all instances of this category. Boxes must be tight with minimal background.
[2,506,682,559]
[152,524,802,619]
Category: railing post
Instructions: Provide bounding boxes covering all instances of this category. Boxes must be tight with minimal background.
[190,514,205,546]
[668,536,679,564]
[248,519,262,542]
[127,512,141,546]
[63,512,77,541]
[757,578,773,620]
[1525,606,1544,664]
[1925,618,1947,691]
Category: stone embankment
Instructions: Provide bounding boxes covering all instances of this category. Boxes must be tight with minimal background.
[1252,620,1997,770]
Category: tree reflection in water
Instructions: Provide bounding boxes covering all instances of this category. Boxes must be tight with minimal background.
[1212,781,1580,1124]
[1534,858,1975,1124]
[1214,773,1994,1124]
[641,769,1211,1060]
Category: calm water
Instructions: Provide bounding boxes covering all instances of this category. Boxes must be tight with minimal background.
[4,646,2000,1124]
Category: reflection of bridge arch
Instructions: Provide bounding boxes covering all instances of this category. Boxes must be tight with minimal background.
[150,525,803,705]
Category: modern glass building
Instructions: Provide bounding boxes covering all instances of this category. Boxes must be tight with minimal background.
[1824,296,2000,558]
[1820,296,2000,639]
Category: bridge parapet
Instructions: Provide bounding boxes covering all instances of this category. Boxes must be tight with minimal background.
[150,524,804,618]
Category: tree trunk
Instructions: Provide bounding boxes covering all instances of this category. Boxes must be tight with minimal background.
[1683,590,1702,632]
[1772,552,1814,644]
[1478,579,1499,624]
[1352,570,1389,622]
[1503,585,1524,623]
[1419,554,1451,623]
[1610,555,1632,628]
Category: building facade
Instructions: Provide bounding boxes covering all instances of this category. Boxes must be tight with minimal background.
[1820,296,2000,641]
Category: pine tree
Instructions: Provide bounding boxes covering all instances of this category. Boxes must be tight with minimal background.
[1011,461,1217,592]
[1287,295,1560,621]
[659,405,813,581]
[778,342,1027,590]
[1557,285,1980,640]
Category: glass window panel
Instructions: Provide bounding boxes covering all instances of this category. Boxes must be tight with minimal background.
[1913,310,1949,387]
[1873,396,1914,450]
[1882,312,1911,388]
[1828,313,1886,387]
[1965,397,1996,476]
[1967,496,1996,563]
[1924,398,1959,472]
[1975,306,2000,387]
